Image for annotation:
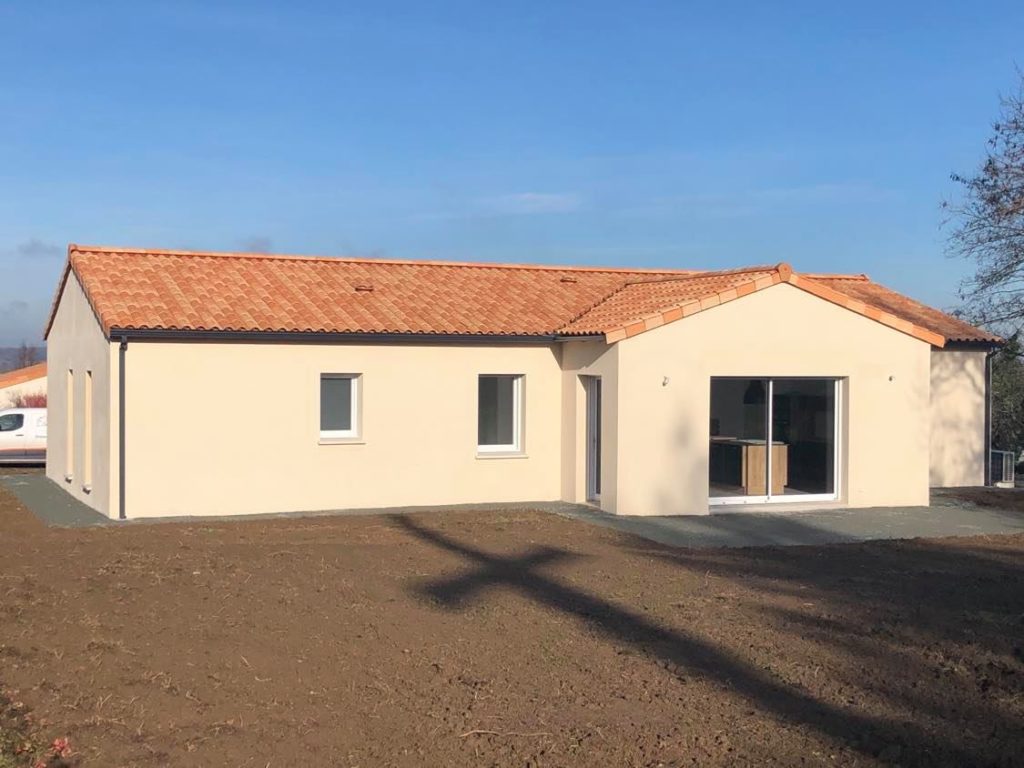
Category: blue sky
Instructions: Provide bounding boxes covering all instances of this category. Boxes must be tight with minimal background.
[0,1,1021,344]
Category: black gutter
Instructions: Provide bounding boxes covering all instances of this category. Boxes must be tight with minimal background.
[118,336,127,520]
[943,339,1004,350]
[107,328,604,345]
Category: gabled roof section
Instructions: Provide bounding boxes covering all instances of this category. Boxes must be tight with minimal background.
[44,245,692,339]
[561,264,952,347]
[0,362,46,389]
[558,266,781,340]
[801,274,1002,345]
[43,245,998,349]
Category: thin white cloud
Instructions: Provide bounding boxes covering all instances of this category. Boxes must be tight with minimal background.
[619,182,900,221]
[411,192,585,223]
[480,192,583,216]
[752,182,900,204]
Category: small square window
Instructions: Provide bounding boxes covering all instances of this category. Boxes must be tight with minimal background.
[478,374,523,453]
[320,374,360,439]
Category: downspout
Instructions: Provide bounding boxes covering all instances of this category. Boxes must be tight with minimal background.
[984,346,997,486]
[118,336,127,520]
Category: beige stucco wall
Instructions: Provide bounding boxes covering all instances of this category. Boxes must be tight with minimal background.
[612,283,932,515]
[45,274,115,516]
[560,340,619,510]
[0,376,47,408]
[121,341,564,517]
[929,348,986,487]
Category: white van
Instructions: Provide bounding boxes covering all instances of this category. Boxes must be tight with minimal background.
[0,408,47,464]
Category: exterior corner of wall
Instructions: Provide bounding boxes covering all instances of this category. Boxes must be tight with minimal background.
[41,271,113,518]
[928,348,987,488]
[558,368,581,502]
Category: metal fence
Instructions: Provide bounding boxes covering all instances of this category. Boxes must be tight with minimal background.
[990,450,1016,486]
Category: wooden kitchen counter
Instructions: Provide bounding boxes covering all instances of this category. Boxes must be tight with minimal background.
[710,438,788,496]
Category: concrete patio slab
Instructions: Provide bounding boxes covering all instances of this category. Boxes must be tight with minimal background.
[3,470,1023,548]
[554,502,1024,548]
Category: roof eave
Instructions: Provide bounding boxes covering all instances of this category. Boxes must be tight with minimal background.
[107,327,603,345]
[940,337,1005,349]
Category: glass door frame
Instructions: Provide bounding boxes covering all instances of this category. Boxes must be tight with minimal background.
[584,375,602,503]
[708,377,842,506]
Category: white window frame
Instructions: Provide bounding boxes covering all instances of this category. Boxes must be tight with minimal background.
[65,369,74,482]
[477,374,524,454]
[83,370,93,492]
[319,373,361,441]
[585,375,602,502]
[708,377,841,506]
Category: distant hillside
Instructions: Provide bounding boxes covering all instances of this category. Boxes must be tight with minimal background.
[0,346,45,373]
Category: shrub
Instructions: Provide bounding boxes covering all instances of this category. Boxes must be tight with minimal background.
[8,393,46,409]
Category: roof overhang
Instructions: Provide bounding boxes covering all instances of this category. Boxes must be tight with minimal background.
[937,339,1005,350]
[107,327,601,345]
[46,244,997,350]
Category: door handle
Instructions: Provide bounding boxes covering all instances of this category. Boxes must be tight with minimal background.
[14,433,24,437]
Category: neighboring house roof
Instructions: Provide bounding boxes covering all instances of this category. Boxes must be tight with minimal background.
[0,362,47,389]
[45,245,999,348]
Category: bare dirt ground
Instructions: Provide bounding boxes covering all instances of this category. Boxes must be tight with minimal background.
[944,485,1024,512]
[1,484,1022,767]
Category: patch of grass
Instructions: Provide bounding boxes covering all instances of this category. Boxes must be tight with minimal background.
[0,689,75,768]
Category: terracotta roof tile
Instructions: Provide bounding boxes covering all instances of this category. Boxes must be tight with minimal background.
[804,275,1001,344]
[53,246,692,338]
[558,264,955,347]
[43,246,999,348]
[0,362,46,389]
[557,267,778,334]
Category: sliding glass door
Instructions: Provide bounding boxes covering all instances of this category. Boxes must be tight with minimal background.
[709,378,770,499]
[709,377,839,504]
[771,379,836,498]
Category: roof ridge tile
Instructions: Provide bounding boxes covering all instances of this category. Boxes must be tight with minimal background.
[619,264,778,287]
[68,244,697,277]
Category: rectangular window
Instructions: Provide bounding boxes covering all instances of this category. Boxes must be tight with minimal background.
[478,374,523,453]
[320,374,360,439]
[83,371,93,491]
[65,369,74,481]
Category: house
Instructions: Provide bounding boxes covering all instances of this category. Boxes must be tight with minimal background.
[0,362,47,408]
[44,245,1000,520]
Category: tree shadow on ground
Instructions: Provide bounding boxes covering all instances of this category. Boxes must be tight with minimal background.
[616,531,1024,764]
[390,514,1023,766]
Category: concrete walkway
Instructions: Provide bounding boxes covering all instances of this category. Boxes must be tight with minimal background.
[554,502,1024,549]
[3,471,1024,548]
[0,472,110,528]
